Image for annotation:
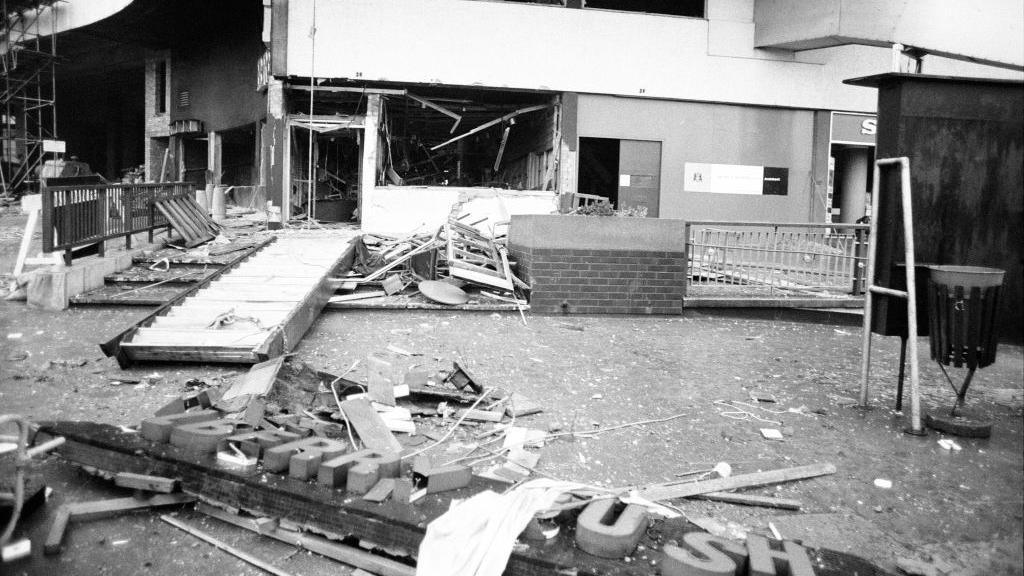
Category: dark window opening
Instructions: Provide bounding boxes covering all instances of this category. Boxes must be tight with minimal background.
[290,87,555,191]
[577,137,620,207]
[155,60,167,114]
[584,0,704,17]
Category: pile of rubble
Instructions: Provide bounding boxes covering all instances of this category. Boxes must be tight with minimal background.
[333,211,529,311]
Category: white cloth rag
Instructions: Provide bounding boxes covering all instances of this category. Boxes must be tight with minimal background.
[415,479,584,576]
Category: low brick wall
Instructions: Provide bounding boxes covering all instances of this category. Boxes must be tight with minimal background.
[508,215,687,315]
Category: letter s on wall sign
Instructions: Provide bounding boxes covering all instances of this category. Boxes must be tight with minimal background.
[860,119,877,135]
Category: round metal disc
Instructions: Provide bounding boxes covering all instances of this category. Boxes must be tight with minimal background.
[418,280,469,305]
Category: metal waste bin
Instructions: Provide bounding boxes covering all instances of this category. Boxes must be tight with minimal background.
[927,265,1004,370]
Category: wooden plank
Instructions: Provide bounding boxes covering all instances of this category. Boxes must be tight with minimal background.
[159,200,206,246]
[196,503,415,576]
[171,197,210,236]
[123,347,261,364]
[640,463,836,501]
[220,356,286,402]
[211,272,315,282]
[340,398,403,453]
[43,505,71,554]
[66,493,196,520]
[113,472,179,493]
[154,200,196,244]
[449,265,514,291]
[130,328,269,344]
[161,515,294,576]
[328,291,387,303]
[695,492,802,510]
[167,303,296,314]
[148,315,287,330]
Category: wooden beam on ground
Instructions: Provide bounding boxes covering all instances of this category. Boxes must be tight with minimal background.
[113,472,179,493]
[44,493,196,555]
[161,514,294,576]
[197,503,415,576]
[640,463,836,502]
[695,492,802,510]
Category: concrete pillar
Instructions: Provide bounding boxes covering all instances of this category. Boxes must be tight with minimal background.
[207,130,222,185]
[838,147,869,223]
[360,94,381,222]
[264,79,288,223]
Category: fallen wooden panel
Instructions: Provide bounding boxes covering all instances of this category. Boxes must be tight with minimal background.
[105,233,356,365]
[38,421,894,576]
[340,398,403,453]
[220,356,286,403]
[156,197,216,247]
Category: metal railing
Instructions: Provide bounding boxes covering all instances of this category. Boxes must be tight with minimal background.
[683,221,870,298]
[41,182,194,264]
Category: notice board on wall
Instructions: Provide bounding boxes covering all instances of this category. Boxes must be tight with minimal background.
[683,163,788,195]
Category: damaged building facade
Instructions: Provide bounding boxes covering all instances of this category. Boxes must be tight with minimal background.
[9,0,1021,232]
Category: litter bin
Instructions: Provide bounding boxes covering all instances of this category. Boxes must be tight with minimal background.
[927,265,1004,370]
[925,265,1004,436]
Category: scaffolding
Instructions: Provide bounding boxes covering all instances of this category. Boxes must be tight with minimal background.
[1,0,59,198]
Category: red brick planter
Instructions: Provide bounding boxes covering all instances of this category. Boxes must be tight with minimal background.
[508,214,687,315]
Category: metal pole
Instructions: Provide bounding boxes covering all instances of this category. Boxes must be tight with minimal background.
[897,157,924,434]
[858,162,882,406]
[306,0,316,223]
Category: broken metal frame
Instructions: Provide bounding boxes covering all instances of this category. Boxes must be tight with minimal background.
[1,0,59,196]
[0,414,64,551]
[858,157,925,435]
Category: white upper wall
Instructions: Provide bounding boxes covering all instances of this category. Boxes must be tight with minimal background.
[754,0,1024,71]
[285,0,1022,114]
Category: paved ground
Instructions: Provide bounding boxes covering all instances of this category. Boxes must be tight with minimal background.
[0,208,1022,575]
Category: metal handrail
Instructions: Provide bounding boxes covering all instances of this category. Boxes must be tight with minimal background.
[40,181,195,265]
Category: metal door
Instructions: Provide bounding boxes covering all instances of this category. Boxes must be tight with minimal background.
[617,140,661,217]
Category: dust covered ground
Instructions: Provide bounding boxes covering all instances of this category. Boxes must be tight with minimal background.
[1,299,1022,576]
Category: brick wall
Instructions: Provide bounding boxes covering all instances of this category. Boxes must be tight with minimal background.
[144,53,171,181]
[510,246,685,315]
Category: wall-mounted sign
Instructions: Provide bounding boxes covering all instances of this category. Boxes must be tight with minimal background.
[830,112,877,146]
[42,139,65,153]
[684,163,789,196]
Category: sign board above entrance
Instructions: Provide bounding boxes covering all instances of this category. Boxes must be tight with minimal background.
[830,112,877,146]
[684,163,789,196]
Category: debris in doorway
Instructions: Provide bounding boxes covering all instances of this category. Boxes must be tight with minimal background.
[335,213,528,311]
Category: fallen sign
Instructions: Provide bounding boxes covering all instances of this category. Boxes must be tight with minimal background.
[36,421,895,576]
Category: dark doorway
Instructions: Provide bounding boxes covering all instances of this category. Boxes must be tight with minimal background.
[578,137,619,206]
[221,124,257,186]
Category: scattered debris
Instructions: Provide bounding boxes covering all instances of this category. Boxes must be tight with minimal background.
[160,514,294,576]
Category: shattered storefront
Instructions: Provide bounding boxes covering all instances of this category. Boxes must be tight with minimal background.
[278,85,562,234]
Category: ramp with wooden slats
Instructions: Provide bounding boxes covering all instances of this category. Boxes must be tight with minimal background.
[104,232,356,365]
